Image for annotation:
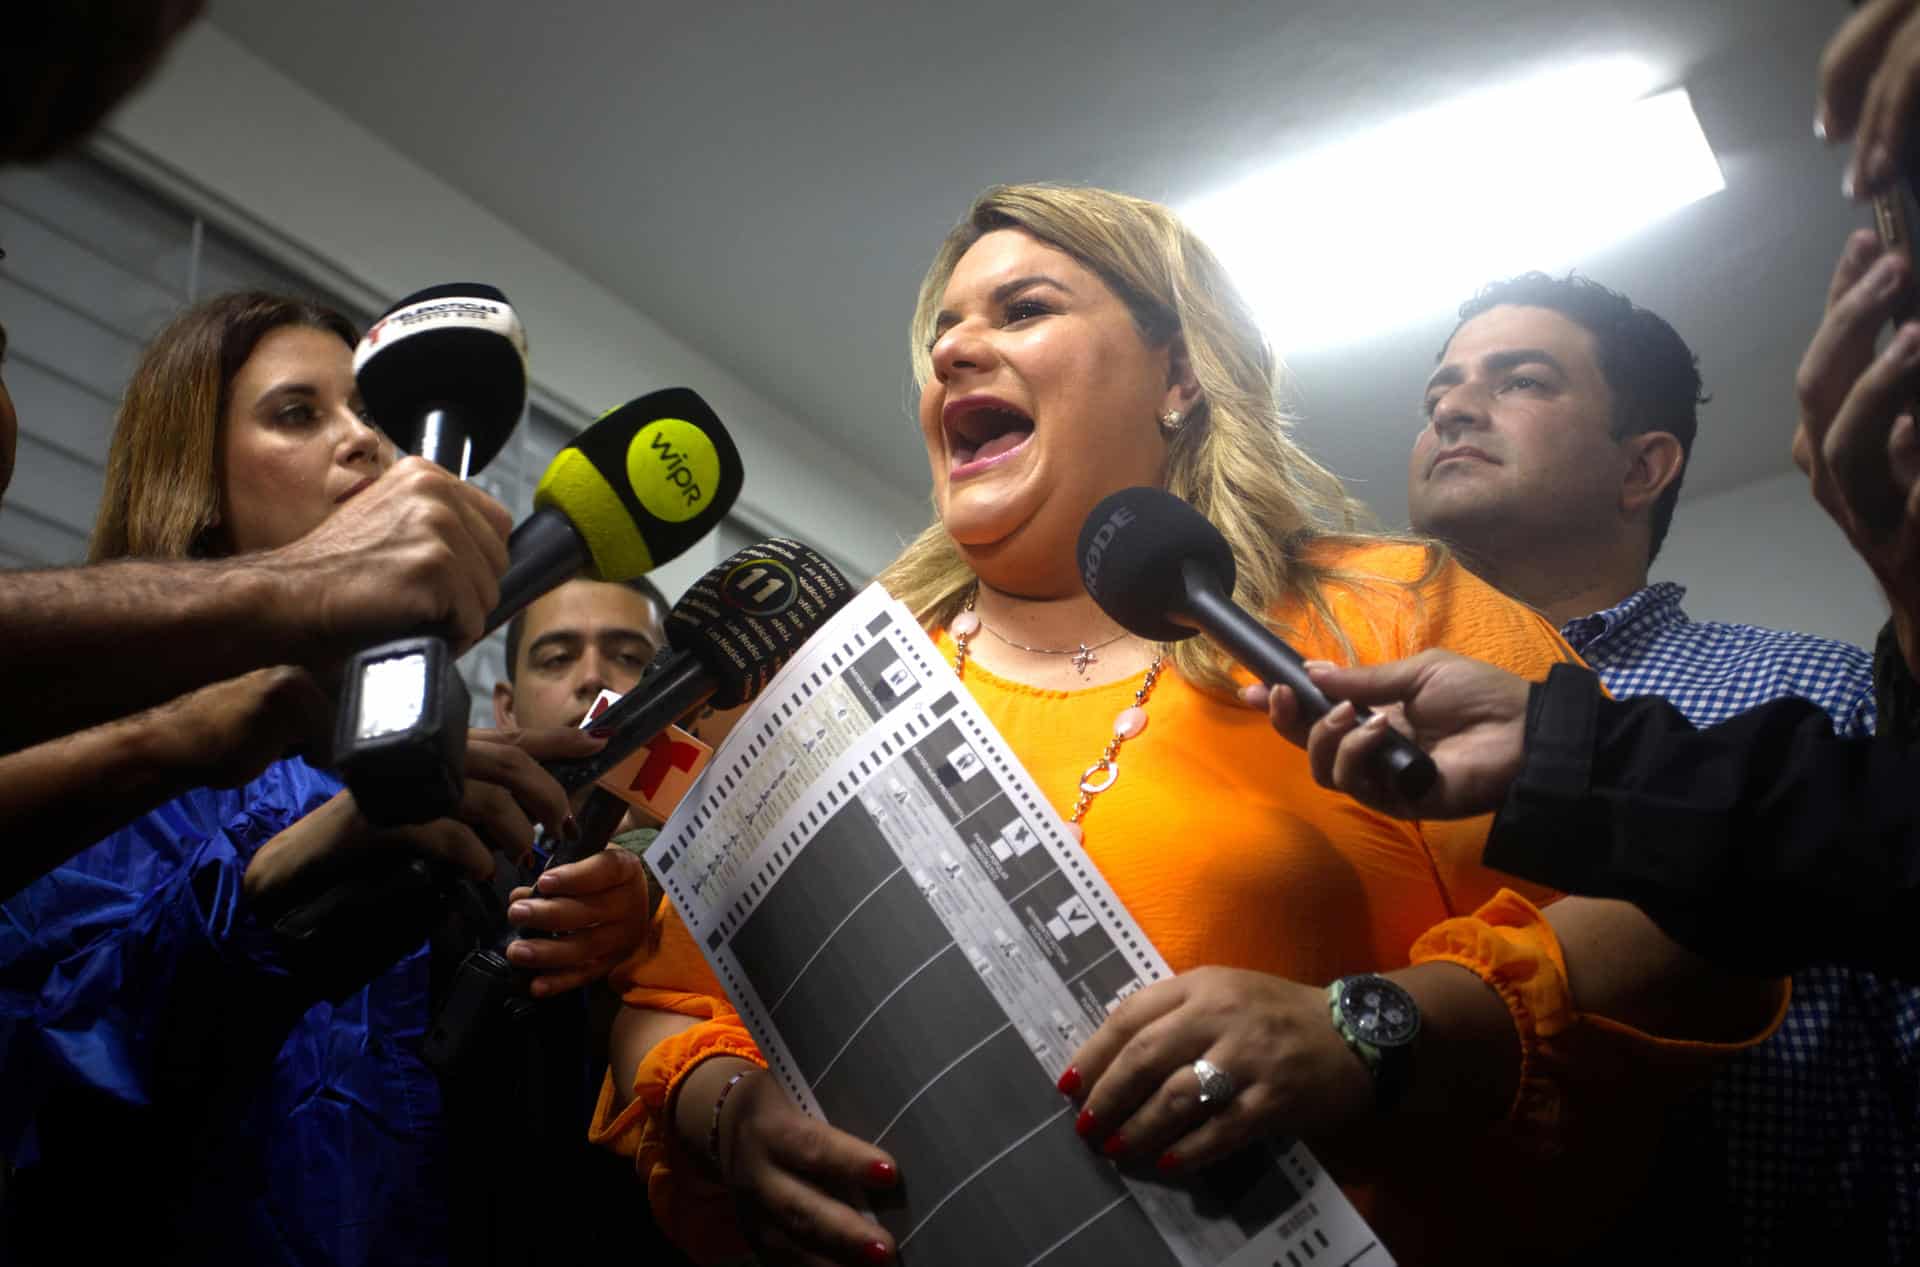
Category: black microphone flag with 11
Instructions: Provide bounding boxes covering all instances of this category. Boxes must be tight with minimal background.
[543,536,857,816]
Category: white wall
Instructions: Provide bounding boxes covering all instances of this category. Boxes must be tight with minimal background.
[96,24,925,598]
[1653,470,1887,651]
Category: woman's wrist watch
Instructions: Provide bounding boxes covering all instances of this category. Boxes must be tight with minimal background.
[1327,974,1421,1112]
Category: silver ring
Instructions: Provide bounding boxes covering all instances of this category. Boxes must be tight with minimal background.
[1192,1058,1237,1109]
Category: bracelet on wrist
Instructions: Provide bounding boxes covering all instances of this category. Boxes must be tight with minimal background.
[707,1069,754,1177]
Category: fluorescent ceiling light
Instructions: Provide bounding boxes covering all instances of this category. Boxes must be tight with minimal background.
[1181,58,1726,355]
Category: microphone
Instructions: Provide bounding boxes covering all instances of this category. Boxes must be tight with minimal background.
[1077,487,1438,803]
[353,282,528,478]
[483,386,746,634]
[333,283,529,826]
[542,537,857,840]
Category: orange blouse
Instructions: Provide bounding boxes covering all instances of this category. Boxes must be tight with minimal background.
[590,542,1782,1263]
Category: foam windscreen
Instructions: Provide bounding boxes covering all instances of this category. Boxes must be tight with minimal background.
[353,282,528,474]
[666,538,855,707]
[533,387,744,581]
[1077,487,1237,640]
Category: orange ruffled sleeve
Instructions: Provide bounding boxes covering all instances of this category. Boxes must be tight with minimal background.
[1300,544,1787,1139]
[588,900,765,1265]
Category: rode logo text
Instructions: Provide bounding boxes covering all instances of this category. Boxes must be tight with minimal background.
[1080,506,1136,592]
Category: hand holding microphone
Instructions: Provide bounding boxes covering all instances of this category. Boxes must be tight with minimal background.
[424,537,856,1061]
[1078,488,1439,804]
[337,379,746,826]
[280,385,756,998]
[515,537,855,916]
[332,283,532,825]
[1248,651,1532,820]
[271,459,515,658]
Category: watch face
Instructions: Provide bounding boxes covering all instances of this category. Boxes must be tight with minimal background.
[1340,977,1420,1047]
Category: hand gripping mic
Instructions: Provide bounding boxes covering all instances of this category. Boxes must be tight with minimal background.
[335,386,745,826]
[418,538,854,1069]
[1077,487,1438,803]
[332,284,529,827]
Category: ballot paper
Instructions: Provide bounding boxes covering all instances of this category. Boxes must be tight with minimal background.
[646,584,1392,1267]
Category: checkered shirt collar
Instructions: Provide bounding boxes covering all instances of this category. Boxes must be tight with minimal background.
[1557,581,1687,657]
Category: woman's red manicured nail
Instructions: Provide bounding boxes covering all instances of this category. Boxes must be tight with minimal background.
[1157,1151,1181,1175]
[1056,1066,1082,1096]
[1101,1133,1129,1158]
[1075,1108,1097,1137]
[861,1241,894,1264]
[867,1160,898,1187]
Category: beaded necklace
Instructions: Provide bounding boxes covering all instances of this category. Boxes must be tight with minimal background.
[949,591,1164,843]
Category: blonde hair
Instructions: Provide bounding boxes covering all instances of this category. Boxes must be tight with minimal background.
[876,182,1440,691]
[91,291,357,563]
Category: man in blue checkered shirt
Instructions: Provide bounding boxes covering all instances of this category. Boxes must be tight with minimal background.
[1409,273,1913,1264]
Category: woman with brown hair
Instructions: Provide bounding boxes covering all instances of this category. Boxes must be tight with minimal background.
[593,185,1785,1266]
[0,290,649,1266]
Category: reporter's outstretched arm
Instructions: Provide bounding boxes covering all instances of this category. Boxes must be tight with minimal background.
[1242,649,1533,820]
[0,667,329,899]
[1489,668,1920,978]
[0,458,511,753]
[1251,655,1784,1042]
[0,722,600,1131]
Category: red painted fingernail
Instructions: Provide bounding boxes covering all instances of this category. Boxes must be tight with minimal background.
[867,1160,898,1187]
[1157,1151,1181,1175]
[862,1241,894,1264]
[1075,1108,1097,1137]
[1056,1066,1082,1096]
[1101,1133,1129,1158]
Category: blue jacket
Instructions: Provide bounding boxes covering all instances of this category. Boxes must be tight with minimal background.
[0,758,448,1265]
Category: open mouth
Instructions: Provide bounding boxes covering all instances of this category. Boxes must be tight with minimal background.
[946,401,1035,474]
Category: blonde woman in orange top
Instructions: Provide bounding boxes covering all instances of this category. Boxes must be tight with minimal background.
[594,185,1785,1265]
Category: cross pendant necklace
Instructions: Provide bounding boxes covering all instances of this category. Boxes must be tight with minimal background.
[961,595,1131,679]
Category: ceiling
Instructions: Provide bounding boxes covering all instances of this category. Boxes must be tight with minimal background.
[207,0,1863,530]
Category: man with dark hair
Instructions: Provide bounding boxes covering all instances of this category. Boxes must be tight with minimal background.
[494,575,671,732]
[1408,273,1910,1262]
[1415,272,1706,590]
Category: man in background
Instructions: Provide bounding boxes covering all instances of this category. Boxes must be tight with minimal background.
[1407,273,1912,1262]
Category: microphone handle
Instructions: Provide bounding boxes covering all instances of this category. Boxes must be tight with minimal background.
[1180,562,1438,803]
[482,507,590,635]
[415,404,477,477]
[545,652,718,793]
[546,787,630,872]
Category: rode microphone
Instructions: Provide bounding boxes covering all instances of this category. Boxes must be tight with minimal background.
[334,284,528,826]
[1078,487,1438,803]
[542,537,857,830]
[484,387,745,634]
[353,283,528,477]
